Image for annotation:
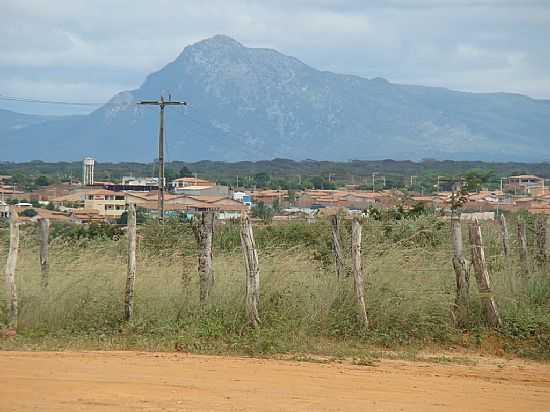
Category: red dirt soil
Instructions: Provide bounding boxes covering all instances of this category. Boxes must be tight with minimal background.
[0,351,549,411]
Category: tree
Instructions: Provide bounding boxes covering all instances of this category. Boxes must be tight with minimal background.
[254,172,270,187]
[272,198,281,213]
[251,201,274,223]
[164,168,178,183]
[179,165,193,178]
[288,189,297,204]
[35,175,50,187]
[20,208,37,218]
[464,169,493,192]
[117,208,147,225]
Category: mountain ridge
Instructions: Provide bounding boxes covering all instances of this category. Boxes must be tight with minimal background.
[2,35,549,162]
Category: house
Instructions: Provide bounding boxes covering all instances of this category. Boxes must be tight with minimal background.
[50,191,87,209]
[0,187,25,200]
[505,175,545,195]
[131,193,247,220]
[0,201,9,218]
[527,202,550,215]
[249,190,288,206]
[174,185,229,196]
[169,177,214,193]
[24,182,81,202]
[83,189,127,218]
[29,209,72,223]
[232,191,252,206]
[69,209,105,224]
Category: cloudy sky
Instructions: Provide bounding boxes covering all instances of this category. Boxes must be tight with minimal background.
[1,0,549,115]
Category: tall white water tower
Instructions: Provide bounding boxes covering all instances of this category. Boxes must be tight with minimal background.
[82,157,95,186]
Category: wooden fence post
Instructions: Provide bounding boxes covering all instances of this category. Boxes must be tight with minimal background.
[329,214,345,279]
[124,203,137,321]
[451,215,469,328]
[5,208,19,330]
[534,216,546,269]
[240,213,260,327]
[517,218,529,276]
[39,218,49,288]
[500,214,510,257]
[193,212,215,304]
[546,216,550,265]
[351,218,369,330]
[468,219,502,328]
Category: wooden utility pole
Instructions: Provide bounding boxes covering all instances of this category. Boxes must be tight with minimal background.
[500,214,510,257]
[139,96,186,221]
[451,215,469,328]
[124,203,137,321]
[329,214,345,279]
[240,213,260,327]
[517,218,529,276]
[5,208,19,330]
[351,218,369,329]
[193,212,215,304]
[468,219,502,328]
[39,218,49,288]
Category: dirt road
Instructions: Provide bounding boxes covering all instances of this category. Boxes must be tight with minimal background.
[0,351,549,411]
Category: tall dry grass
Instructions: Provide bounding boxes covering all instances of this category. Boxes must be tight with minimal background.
[0,216,549,359]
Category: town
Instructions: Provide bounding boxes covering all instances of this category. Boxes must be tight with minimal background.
[1,156,549,225]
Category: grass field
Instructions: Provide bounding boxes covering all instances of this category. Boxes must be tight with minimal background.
[1,216,549,361]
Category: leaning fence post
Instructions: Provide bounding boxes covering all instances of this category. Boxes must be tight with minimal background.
[351,218,369,330]
[535,216,546,269]
[193,212,215,304]
[517,218,529,276]
[240,212,260,328]
[500,214,510,257]
[329,214,345,279]
[39,218,49,288]
[5,208,19,331]
[451,214,469,328]
[124,203,137,321]
[468,219,502,328]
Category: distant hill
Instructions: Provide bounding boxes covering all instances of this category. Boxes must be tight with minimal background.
[0,109,56,135]
[2,35,550,162]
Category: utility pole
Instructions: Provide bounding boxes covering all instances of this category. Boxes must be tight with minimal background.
[139,96,186,220]
[372,172,378,193]
[437,175,445,193]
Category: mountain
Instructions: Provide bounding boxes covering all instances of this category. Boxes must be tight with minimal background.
[0,109,57,135]
[2,35,550,162]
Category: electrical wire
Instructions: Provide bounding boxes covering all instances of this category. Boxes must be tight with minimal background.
[0,94,106,107]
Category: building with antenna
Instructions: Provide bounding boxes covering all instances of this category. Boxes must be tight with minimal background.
[82,157,95,186]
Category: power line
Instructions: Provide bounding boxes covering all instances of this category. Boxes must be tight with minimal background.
[0,94,106,106]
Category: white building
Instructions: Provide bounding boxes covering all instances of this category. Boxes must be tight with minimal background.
[0,201,9,219]
[121,176,160,187]
[232,191,252,206]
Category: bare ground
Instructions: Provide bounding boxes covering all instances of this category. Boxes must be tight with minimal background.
[1,351,549,411]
